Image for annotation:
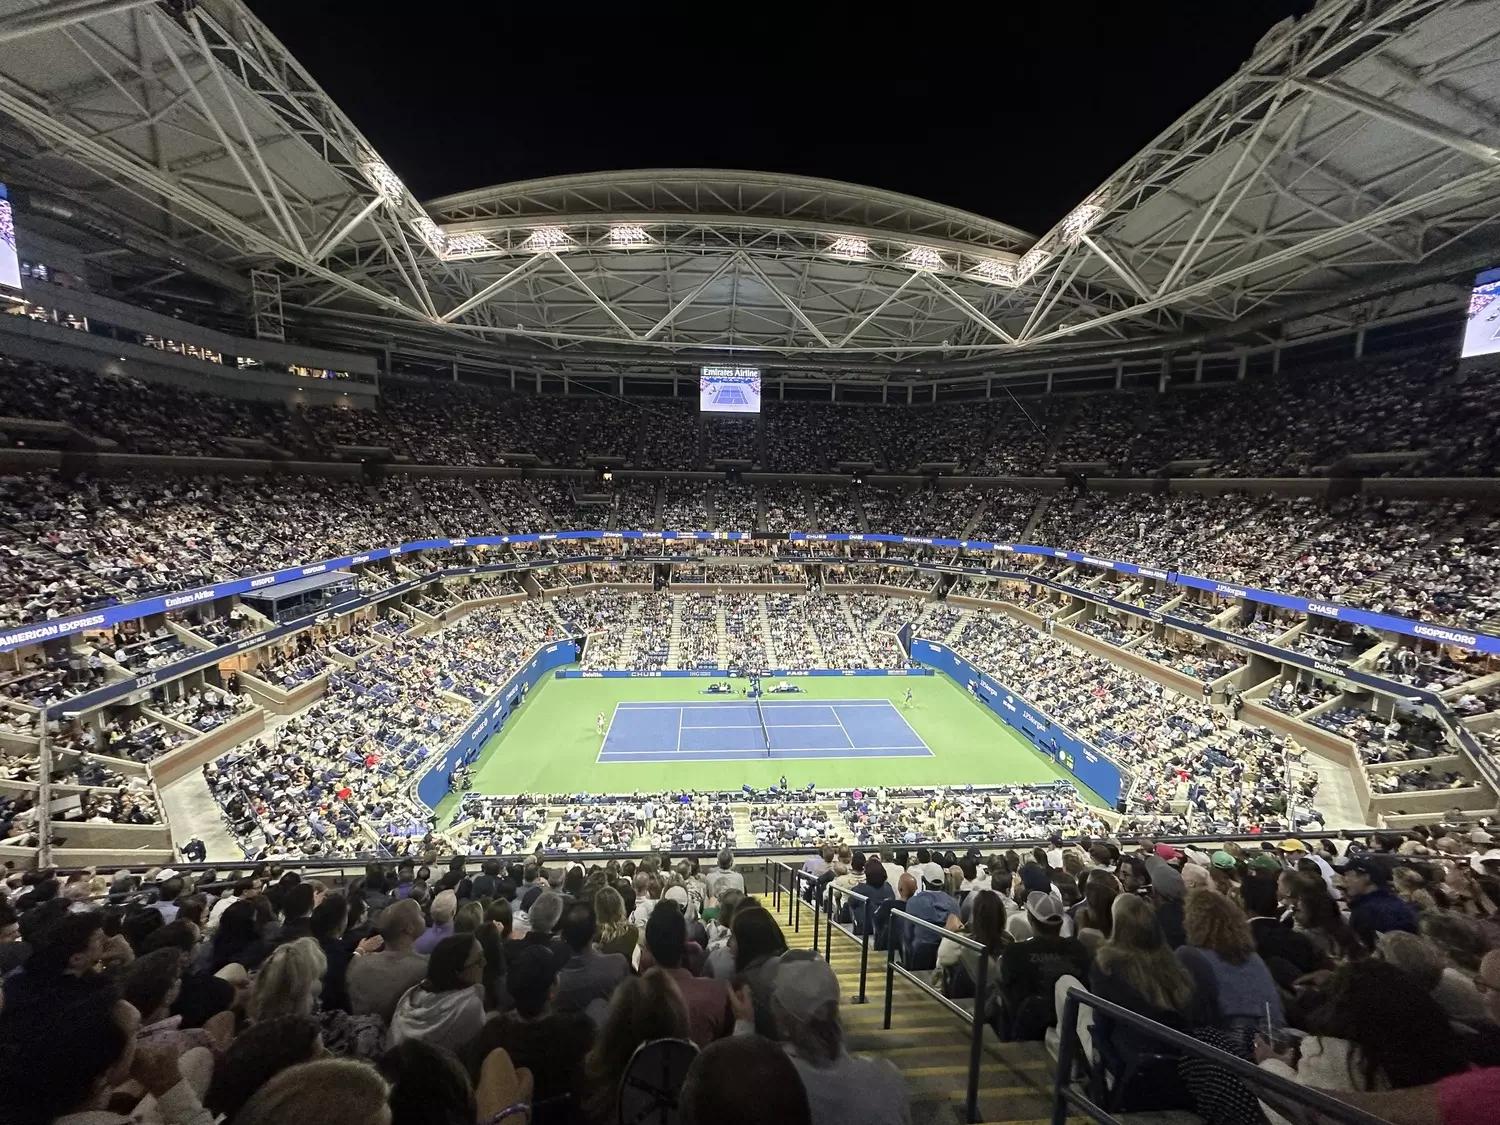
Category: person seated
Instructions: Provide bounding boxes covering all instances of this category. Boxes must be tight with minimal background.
[937,888,1007,1006]
[227,1056,391,1125]
[642,902,731,1046]
[347,899,429,1023]
[680,1034,813,1125]
[1375,931,1490,1027]
[1255,961,1468,1125]
[250,937,387,1062]
[770,955,911,1125]
[998,892,1090,1040]
[1088,894,1211,1083]
[467,943,594,1124]
[851,855,895,942]
[553,902,628,1024]
[0,990,215,1125]
[202,1014,324,1121]
[1241,871,1329,991]
[1343,855,1418,948]
[900,872,962,972]
[1175,889,1284,1042]
[581,969,693,1124]
[388,933,490,1056]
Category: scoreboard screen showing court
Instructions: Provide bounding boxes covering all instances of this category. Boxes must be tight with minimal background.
[699,366,761,414]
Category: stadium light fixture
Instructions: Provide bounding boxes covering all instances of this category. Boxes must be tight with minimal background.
[825,235,871,262]
[967,258,1017,286]
[608,225,652,248]
[444,232,496,256]
[363,160,405,205]
[1014,245,1052,284]
[1059,195,1108,244]
[521,226,573,252]
[412,216,447,256]
[900,245,945,272]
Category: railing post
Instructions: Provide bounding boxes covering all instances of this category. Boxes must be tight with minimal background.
[966,948,988,1124]
[811,878,821,950]
[883,920,897,1030]
[1051,993,1080,1125]
[792,876,801,933]
[824,890,834,962]
[855,918,870,1005]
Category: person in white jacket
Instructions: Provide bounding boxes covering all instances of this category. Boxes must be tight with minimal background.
[1253,961,1467,1125]
[388,933,491,1057]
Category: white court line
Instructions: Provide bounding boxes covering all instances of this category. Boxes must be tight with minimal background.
[829,703,857,751]
[675,704,682,755]
[870,699,930,749]
[613,699,895,710]
[756,722,843,729]
[599,745,934,757]
[679,723,763,730]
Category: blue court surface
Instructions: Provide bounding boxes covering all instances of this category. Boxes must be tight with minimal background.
[597,698,933,763]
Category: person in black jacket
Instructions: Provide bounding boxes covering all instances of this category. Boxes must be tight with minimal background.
[1343,856,1418,949]
[1241,871,1328,989]
[853,855,895,942]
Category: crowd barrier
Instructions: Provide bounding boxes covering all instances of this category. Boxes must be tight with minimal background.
[7,526,1497,656]
[911,638,1125,807]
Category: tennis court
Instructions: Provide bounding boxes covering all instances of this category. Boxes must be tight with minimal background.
[708,383,749,406]
[596,697,933,763]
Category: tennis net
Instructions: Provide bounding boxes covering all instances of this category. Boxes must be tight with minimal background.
[754,693,771,754]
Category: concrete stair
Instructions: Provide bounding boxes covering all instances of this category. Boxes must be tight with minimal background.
[756,596,776,663]
[667,597,686,667]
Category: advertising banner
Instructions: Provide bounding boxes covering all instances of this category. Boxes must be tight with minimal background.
[910,637,1124,806]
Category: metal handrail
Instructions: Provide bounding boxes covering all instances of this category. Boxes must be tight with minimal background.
[48,824,1383,878]
[1051,986,1392,1125]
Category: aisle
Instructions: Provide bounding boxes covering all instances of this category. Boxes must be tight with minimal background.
[159,770,238,861]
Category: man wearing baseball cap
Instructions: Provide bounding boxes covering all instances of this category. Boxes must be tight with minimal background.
[1343,855,1418,949]
[997,891,1090,1041]
[771,955,911,1125]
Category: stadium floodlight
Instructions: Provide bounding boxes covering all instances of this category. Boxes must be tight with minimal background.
[1014,245,1052,284]
[1059,196,1107,244]
[364,160,405,205]
[825,235,871,262]
[444,232,496,256]
[608,225,652,248]
[968,258,1017,286]
[900,245,945,272]
[521,226,573,252]
[412,216,447,256]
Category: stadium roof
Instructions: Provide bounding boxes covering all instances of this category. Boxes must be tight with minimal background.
[0,0,1498,378]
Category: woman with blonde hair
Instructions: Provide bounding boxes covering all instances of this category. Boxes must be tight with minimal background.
[251,937,387,1060]
[1176,889,1283,1037]
[581,969,692,1124]
[594,885,637,961]
[453,900,484,934]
